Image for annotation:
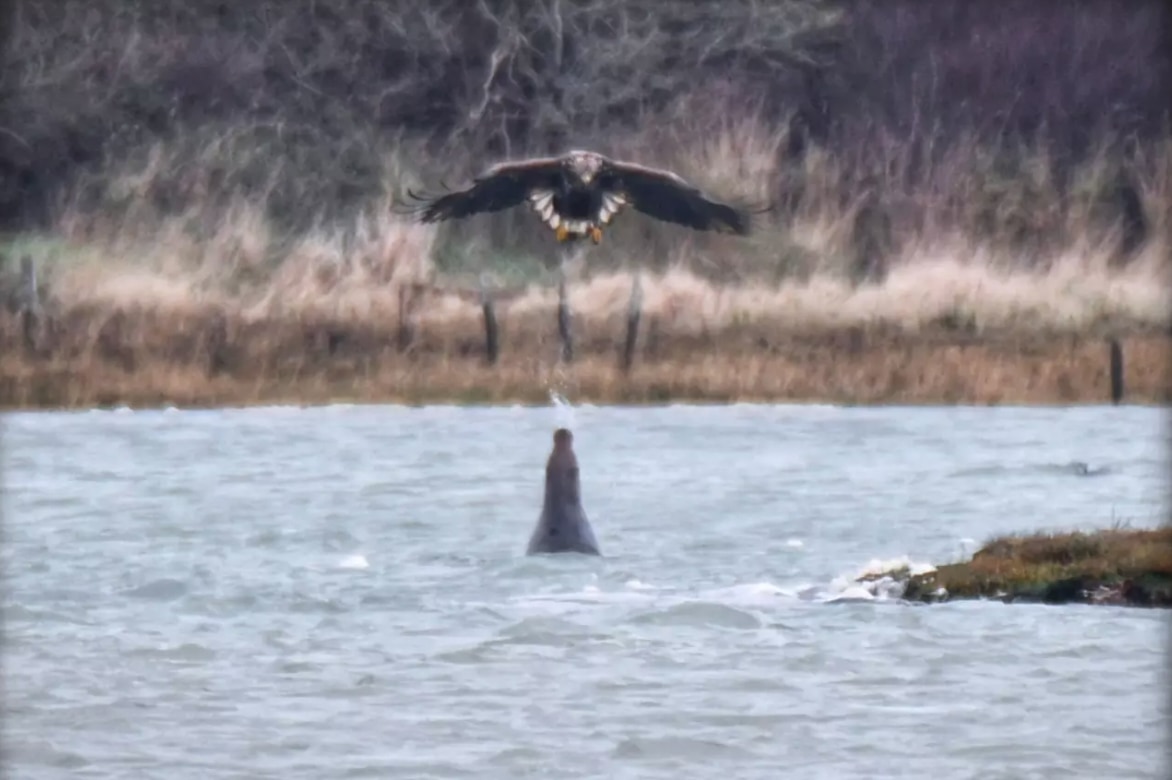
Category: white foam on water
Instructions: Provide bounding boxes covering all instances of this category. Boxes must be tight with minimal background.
[823,577,907,603]
[854,555,937,579]
[701,581,790,604]
[504,548,944,618]
[337,554,369,570]
[820,554,938,603]
[508,588,659,617]
[824,585,879,603]
[624,579,657,591]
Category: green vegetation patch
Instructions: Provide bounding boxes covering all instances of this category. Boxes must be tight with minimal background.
[899,526,1172,607]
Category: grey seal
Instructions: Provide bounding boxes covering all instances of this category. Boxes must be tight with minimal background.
[526,428,602,556]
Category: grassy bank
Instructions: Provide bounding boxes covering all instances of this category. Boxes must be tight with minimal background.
[870,527,1172,608]
[2,128,1168,411]
[2,261,1170,410]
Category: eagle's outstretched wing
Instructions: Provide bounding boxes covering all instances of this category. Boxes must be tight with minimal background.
[598,159,760,236]
[399,156,566,223]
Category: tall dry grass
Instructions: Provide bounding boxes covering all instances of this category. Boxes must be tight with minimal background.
[21,109,1172,337]
[1,108,1169,409]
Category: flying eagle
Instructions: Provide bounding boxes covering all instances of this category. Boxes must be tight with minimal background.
[401,149,757,245]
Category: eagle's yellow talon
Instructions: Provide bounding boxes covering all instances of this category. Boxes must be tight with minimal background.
[555,225,569,242]
[588,226,603,244]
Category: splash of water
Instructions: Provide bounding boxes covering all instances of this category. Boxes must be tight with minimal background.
[549,390,576,431]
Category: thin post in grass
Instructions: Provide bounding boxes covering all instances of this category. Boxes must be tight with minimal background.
[19,254,40,352]
[397,282,416,353]
[556,265,573,364]
[620,271,643,373]
[1108,338,1124,405]
[554,244,590,364]
[479,275,499,366]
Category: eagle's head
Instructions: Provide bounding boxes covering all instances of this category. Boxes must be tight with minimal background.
[564,150,605,184]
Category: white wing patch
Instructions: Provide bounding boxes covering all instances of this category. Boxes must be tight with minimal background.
[528,189,564,230]
[529,187,626,235]
[528,188,554,214]
[598,192,628,225]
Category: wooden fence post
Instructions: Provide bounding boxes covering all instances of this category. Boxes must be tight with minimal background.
[557,273,573,364]
[19,254,40,352]
[621,271,643,373]
[479,276,499,366]
[1108,337,1124,405]
[397,282,416,353]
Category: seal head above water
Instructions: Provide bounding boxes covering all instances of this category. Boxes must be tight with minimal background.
[526,428,602,556]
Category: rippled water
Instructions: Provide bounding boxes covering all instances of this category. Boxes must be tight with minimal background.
[2,402,1169,779]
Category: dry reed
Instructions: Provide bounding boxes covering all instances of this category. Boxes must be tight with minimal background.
[3,100,1170,411]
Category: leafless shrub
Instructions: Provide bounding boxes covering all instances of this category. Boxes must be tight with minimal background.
[0,0,1168,286]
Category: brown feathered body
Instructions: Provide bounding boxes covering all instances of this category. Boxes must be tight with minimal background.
[404,149,754,245]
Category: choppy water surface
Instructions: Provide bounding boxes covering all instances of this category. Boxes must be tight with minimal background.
[2,402,1169,779]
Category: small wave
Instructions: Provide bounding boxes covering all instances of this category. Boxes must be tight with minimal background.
[702,582,790,604]
[612,735,757,761]
[511,586,654,612]
[30,587,101,604]
[125,642,216,662]
[247,529,283,547]
[496,614,591,639]
[321,529,359,551]
[121,578,188,601]
[477,615,614,651]
[488,747,546,767]
[785,538,804,548]
[433,645,493,664]
[624,578,657,591]
[183,592,258,617]
[628,601,762,630]
[7,740,89,770]
[2,604,90,625]
[288,595,350,614]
